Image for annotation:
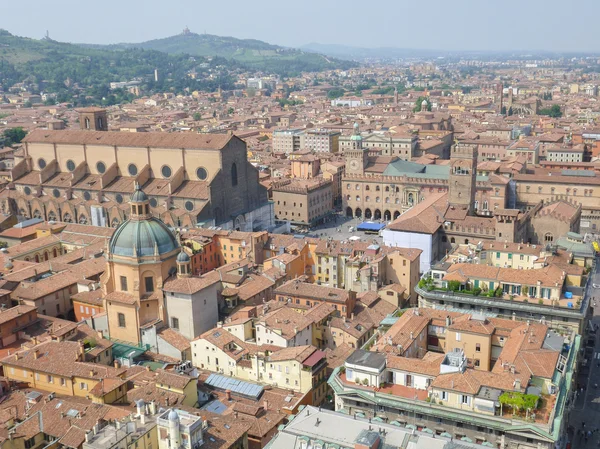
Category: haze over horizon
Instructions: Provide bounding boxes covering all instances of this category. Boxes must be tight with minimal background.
[2,0,600,53]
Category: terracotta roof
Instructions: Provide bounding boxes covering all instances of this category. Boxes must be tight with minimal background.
[23,129,233,150]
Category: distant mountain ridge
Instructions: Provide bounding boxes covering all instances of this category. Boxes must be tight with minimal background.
[301,42,446,60]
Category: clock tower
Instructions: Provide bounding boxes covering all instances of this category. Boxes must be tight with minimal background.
[345,123,368,175]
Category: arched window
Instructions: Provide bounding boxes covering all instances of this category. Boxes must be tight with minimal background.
[231,163,238,187]
[474,200,479,210]
[483,201,488,210]
[544,233,554,242]
[450,238,455,244]
[408,193,414,204]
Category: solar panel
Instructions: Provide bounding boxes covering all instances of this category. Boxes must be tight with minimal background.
[205,373,263,400]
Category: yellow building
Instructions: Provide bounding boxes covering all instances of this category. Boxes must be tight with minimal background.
[192,330,328,405]
[1,340,128,404]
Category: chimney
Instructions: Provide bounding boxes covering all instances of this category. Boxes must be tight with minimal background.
[114,360,120,369]
[410,332,413,340]
[89,370,95,377]
[225,390,231,401]
[33,350,40,360]
[165,397,170,406]
[263,399,269,411]
[446,315,452,327]
[79,341,85,355]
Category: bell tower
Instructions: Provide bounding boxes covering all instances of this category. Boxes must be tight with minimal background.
[345,123,368,175]
[448,144,478,214]
[77,107,108,131]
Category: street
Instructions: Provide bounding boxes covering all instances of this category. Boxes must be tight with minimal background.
[568,260,600,448]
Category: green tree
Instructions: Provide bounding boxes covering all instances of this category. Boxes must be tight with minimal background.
[413,96,431,113]
[23,100,33,108]
[538,104,562,118]
[501,106,507,115]
[327,88,345,99]
[193,112,201,121]
[2,127,27,147]
[227,107,234,115]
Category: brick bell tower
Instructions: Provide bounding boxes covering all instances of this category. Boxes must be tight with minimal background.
[76,107,108,131]
[448,144,478,214]
[344,123,369,175]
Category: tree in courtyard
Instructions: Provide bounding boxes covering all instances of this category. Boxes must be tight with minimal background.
[2,128,27,147]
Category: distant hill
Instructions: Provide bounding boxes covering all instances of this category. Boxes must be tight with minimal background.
[301,42,446,61]
[87,31,356,74]
[0,29,236,106]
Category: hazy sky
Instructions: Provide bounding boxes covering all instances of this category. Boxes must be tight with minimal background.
[2,0,599,52]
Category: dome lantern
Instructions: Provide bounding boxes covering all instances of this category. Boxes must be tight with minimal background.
[130,182,151,220]
[176,249,191,278]
[108,183,179,259]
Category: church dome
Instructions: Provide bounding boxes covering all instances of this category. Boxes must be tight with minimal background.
[131,188,148,203]
[350,122,362,141]
[109,218,179,258]
[177,250,190,263]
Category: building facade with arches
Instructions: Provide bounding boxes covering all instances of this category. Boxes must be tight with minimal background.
[2,111,274,233]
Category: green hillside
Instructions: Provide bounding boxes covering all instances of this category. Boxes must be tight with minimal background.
[0,30,237,106]
[92,31,356,74]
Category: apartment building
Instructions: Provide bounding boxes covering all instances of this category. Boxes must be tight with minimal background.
[272,129,304,153]
[329,309,578,449]
[274,279,356,318]
[2,340,129,404]
[303,129,341,153]
[191,329,327,405]
[421,242,587,332]
[272,178,333,226]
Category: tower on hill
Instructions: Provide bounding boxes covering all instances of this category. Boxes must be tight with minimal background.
[448,144,478,214]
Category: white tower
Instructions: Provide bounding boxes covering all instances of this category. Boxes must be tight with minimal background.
[168,409,181,449]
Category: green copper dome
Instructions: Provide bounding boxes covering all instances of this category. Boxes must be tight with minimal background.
[350,122,362,141]
[177,250,190,263]
[109,218,179,257]
[131,189,148,203]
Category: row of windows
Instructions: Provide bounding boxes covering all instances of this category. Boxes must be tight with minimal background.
[120,276,154,293]
[346,184,400,192]
[524,185,594,196]
[58,159,210,181]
